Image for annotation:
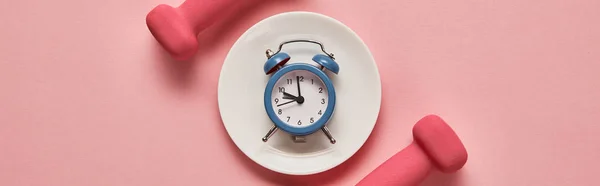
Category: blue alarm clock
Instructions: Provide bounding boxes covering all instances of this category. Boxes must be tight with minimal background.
[261,40,339,144]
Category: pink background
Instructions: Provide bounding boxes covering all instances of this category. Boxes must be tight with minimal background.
[1,0,599,185]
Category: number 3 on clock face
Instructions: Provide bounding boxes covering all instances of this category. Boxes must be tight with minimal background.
[264,63,336,136]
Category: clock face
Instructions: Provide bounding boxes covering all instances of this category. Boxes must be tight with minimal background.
[270,69,329,128]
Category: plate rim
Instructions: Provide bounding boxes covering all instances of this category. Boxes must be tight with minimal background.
[217,11,381,175]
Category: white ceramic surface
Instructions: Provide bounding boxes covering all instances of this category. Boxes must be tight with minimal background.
[218,11,381,175]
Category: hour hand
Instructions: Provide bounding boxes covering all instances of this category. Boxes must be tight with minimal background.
[282,92,297,100]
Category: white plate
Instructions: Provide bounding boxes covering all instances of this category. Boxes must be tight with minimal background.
[218,11,381,175]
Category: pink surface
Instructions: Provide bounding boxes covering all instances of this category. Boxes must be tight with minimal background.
[1,0,599,185]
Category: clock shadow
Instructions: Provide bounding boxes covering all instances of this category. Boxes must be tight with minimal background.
[268,131,332,155]
[324,70,339,85]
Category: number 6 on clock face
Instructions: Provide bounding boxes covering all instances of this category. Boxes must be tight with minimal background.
[261,39,340,144]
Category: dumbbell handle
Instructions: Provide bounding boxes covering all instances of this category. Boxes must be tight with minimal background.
[356,142,433,186]
[178,0,236,33]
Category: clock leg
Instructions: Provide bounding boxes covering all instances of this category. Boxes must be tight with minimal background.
[262,125,278,142]
[322,126,336,144]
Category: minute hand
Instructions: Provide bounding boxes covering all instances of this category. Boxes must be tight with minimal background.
[297,76,302,97]
[277,100,296,107]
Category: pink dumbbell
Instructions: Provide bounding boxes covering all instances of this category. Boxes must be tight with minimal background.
[146,0,243,60]
[356,114,468,186]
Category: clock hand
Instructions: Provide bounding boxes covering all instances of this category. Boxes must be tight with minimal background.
[297,76,302,97]
[282,96,296,100]
[277,100,296,107]
[282,91,297,100]
[280,91,304,104]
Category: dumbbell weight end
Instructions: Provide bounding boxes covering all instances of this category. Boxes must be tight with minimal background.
[356,115,468,186]
[146,0,238,61]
